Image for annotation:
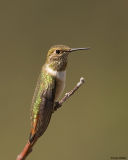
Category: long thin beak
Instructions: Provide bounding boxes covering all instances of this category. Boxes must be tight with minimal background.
[70,47,90,52]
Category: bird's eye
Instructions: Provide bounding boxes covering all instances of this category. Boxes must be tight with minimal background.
[56,50,60,54]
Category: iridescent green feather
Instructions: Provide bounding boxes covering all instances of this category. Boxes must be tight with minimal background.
[31,70,54,121]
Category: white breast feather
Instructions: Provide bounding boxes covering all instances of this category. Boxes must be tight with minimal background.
[45,65,66,100]
[45,65,66,81]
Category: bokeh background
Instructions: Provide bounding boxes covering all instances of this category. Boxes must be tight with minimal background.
[0,0,128,160]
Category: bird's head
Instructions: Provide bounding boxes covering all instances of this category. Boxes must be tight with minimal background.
[45,45,90,71]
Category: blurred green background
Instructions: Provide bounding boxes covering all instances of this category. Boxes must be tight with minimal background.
[0,0,128,160]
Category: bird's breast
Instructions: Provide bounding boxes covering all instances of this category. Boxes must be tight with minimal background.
[44,64,66,100]
[55,72,66,100]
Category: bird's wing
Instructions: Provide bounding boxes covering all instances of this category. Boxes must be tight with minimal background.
[29,72,56,141]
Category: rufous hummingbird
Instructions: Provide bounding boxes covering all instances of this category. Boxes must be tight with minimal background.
[16,45,90,160]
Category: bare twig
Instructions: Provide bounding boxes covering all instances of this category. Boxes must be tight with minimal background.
[53,77,85,112]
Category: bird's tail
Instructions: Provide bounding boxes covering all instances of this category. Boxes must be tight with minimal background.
[16,118,39,160]
[16,135,38,160]
[16,140,31,160]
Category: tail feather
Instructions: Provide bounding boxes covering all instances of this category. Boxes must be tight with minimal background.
[16,141,31,160]
[16,137,37,160]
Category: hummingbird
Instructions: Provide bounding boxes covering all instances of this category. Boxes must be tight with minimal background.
[17,45,90,160]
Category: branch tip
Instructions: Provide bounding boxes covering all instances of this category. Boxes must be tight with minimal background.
[53,76,85,112]
[80,77,85,83]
